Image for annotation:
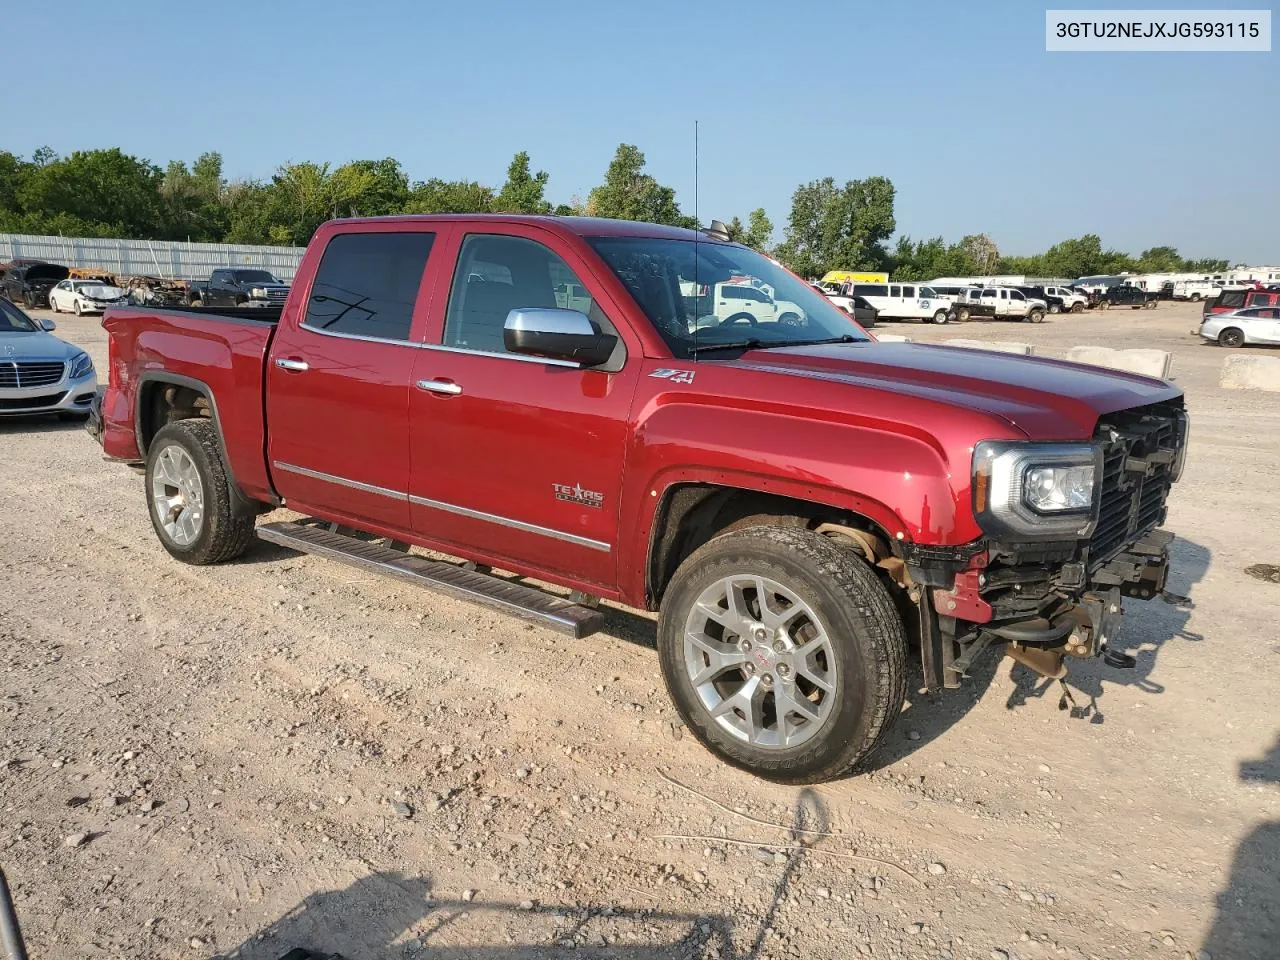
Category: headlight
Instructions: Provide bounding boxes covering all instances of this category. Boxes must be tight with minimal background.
[69,352,95,379]
[973,441,1102,540]
[251,287,267,298]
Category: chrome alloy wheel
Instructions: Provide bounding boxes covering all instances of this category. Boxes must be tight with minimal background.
[150,444,205,546]
[683,574,838,749]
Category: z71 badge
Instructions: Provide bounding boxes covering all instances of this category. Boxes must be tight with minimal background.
[649,368,695,384]
[553,483,604,509]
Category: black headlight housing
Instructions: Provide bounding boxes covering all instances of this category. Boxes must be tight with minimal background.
[972,441,1104,541]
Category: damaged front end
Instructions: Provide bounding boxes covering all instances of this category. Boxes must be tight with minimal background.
[906,400,1188,692]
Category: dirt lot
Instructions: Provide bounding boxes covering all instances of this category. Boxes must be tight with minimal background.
[2,300,1277,960]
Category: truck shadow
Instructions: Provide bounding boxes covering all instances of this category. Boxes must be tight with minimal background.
[1200,734,1280,959]
[1002,535,1210,724]
[209,791,829,960]
[0,413,89,434]
[867,535,1211,770]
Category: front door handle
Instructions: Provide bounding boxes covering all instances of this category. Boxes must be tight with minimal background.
[416,378,462,396]
[275,358,309,372]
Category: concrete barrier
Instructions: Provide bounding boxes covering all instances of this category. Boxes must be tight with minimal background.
[942,339,1034,355]
[1220,354,1280,392]
[1065,346,1172,379]
[873,334,912,343]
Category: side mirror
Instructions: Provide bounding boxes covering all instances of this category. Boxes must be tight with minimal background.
[503,308,616,367]
[38,318,56,331]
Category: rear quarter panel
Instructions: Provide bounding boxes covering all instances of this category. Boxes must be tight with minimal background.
[101,307,275,501]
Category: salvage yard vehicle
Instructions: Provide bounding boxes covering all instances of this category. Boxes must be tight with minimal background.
[978,285,1047,322]
[48,278,128,315]
[0,297,97,420]
[0,262,70,309]
[848,282,955,323]
[1202,287,1280,318]
[190,268,291,307]
[927,286,997,322]
[1197,306,1280,348]
[1097,284,1154,310]
[87,214,1189,784]
[1172,280,1221,302]
[1018,285,1088,314]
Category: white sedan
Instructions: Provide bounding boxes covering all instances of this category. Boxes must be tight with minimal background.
[1198,306,1280,348]
[48,279,128,315]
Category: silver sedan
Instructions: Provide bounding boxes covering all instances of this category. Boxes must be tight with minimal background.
[0,298,98,419]
[1197,307,1280,348]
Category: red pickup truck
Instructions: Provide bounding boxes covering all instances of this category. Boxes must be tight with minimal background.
[88,214,1189,783]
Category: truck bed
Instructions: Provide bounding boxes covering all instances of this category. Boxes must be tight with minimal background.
[98,305,279,503]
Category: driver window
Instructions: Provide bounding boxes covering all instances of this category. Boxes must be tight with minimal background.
[443,234,623,368]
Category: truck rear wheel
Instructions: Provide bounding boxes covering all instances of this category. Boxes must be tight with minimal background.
[955,306,970,322]
[657,525,906,784]
[145,419,256,565]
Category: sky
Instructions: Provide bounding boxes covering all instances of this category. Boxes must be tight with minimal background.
[6,0,1277,263]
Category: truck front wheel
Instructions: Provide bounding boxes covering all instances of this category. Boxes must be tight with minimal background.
[932,309,949,324]
[657,525,906,784]
[145,419,256,565]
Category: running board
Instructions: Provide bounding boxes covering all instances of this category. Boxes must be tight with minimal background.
[256,521,605,638]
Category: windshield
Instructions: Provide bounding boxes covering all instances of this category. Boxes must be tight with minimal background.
[586,237,869,357]
[0,298,38,332]
[233,270,280,283]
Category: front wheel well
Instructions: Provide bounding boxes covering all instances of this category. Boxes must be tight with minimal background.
[646,483,900,609]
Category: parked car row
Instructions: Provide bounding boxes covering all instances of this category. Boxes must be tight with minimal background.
[0,260,291,311]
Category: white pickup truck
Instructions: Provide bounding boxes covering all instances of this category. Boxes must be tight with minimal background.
[978,286,1047,322]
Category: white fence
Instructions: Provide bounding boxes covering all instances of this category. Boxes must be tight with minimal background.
[0,233,305,282]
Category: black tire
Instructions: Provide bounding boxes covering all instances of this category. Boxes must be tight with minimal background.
[23,292,34,309]
[1028,308,1045,323]
[657,525,907,784]
[1190,293,1202,302]
[1048,303,1061,314]
[1098,301,1110,311]
[73,300,82,316]
[145,418,256,565]
[1218,327,1245,348]
[955,306,970,322]
[1071,302,1084,313]
[932,309,949,324]
[50,297,59,314]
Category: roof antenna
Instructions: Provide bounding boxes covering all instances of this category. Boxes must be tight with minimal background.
[692,119,699,362]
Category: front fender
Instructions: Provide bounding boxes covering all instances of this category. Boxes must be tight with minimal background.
[616,397,975,606]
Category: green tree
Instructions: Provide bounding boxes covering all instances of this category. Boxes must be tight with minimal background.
[494,151,552,214]
[1183,256,1229,273]
[1135,245,1184,272]
[891,236,976,281]
[328,158,410,218]
[160,152,229,241]
[742,207,773,251]
[775,176,896,277]
[960,233,1000,274]
[404,178,495,215]
[586,144,695,227]
[17,148,164,237]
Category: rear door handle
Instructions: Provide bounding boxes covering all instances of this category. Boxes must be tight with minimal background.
[416,378,462,396]
[275,358,309,372]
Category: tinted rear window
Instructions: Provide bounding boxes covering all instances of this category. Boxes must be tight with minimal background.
[303,232,435,341]
[855,284,889,297]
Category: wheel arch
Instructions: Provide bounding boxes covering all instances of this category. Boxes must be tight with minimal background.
[644,481,903,610]
[136,372,261,519]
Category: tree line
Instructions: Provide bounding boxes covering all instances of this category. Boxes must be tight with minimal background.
[0,144,1228,278]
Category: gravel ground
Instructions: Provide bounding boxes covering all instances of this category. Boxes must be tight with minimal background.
[1,301,1276,960]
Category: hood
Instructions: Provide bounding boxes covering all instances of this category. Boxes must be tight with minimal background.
[80,284,126,300]
[723,341,1182,440]
[22,264,70,284]
[0,330,83,362]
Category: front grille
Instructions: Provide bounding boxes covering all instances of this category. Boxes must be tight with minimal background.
[0,361,66,388]
[1089,404,1181,567]
[0,391,65,410]
[266,288,289,302]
